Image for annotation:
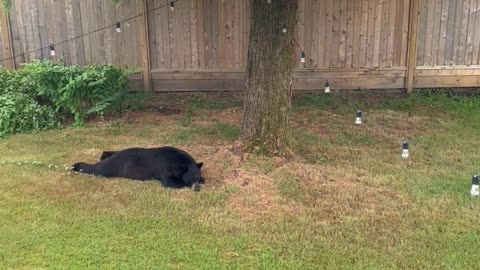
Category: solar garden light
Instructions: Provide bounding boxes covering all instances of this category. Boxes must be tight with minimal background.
[402,140,409,159]
[116,22,121,33]
[471,175,479,197]
[324,81,330,93]
[355,110,362,125]
[49,44,56,56]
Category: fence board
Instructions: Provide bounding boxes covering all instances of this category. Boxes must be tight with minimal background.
[475,0,480,64]
[431,0,442,66]
[352,0,361,67]
[366,0,376,67]
[0,20,3,63]
[465,0,477,65]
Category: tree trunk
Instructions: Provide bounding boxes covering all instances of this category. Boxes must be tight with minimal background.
[240,0,298,156]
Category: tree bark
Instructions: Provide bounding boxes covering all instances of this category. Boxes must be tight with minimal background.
[240,0,298,156]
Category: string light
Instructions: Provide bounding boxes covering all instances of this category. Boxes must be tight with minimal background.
[170,1,175,10]
[267,0,272,3]
[471,175,479,197]
[324,81,330,93]
[49,44,55,56]
[300,51,305,63]
[116,22,121,33]
[355,110,362,125]
[282,25,287,33]
[402,140,409,158]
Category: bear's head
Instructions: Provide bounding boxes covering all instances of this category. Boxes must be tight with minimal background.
[185,162,205,192]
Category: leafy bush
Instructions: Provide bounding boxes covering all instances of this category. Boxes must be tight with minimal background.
[0,92,60,137]
[0,60,136,137]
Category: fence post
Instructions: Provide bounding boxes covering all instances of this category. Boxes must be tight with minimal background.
[0,7,15,69]
[405,0,419,93]
[137,0,152,91]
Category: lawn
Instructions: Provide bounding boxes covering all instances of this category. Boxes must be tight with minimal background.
[1,91,479,269]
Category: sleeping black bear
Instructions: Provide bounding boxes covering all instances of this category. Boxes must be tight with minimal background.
[71,146,205,191]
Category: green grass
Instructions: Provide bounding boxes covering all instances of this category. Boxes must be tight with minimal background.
[1,91,480,269]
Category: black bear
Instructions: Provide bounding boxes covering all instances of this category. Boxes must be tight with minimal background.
[72,146,205,191]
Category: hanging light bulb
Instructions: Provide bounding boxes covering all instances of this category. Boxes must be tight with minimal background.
[282,25,287,33]
[49,44,56,56]
[471,175,479,197]
[300,51,306,63]
[355,110,362,125]
[170,1,175,11]
[402,140,409,158]
[324,81,330,93]
[116,22,121,33]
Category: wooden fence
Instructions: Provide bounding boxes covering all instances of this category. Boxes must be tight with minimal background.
[1,0,480,91]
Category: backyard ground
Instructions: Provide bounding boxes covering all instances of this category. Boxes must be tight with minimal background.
[1,91,480,269]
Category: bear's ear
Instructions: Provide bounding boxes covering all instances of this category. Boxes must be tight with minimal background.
[196,162,203,169]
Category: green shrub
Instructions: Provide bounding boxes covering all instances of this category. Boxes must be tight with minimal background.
[0,61,136,137]
[0,92,60,137]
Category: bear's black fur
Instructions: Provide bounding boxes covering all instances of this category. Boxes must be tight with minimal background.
[72,146,205,191]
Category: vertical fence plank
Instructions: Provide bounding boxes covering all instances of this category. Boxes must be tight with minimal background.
[332,0,341,67]
[393,0,405,66]
[373,0,383,67]
[196,0,205,68]
[211,0,218,68]
[437,0,449,65]
[190,0,198,68]
[366,0,376,67]
[138,0,151,90]
[183,0,192,69]
[57,0,71,64]
[379,0,389,67]
[423,0,436,66]
[0,6,14,68]
[93,0,105,65]
[311,0,319,67]
[325,0,334,67]
[457,0,470,65]
[79,0,92,64]
[304,0,313,67]
[406,0,419,92]
[345,0,354,67]
[65,0,78,64]
[444,0,457,66]
[415,0,428,65]
[232,0,239,68]
[465,0,477,65]
[71,0,85,66]
[399,0,410,66]
[431,0,443,66]
[318,0,327,68]
[203,0,211,68]
[297,0,306,68]
[160,0,171,69]
[352,0,362,67]
[474,0,480,64]
[386,0,397,67]
[338,0,347,68]
[224,0,232,69]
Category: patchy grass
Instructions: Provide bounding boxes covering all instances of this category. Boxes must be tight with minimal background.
[1,91,480,269]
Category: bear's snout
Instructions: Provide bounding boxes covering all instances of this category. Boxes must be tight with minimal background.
[192,182,201,192]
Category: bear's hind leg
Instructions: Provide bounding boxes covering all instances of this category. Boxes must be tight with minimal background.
[100,151,117,160]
